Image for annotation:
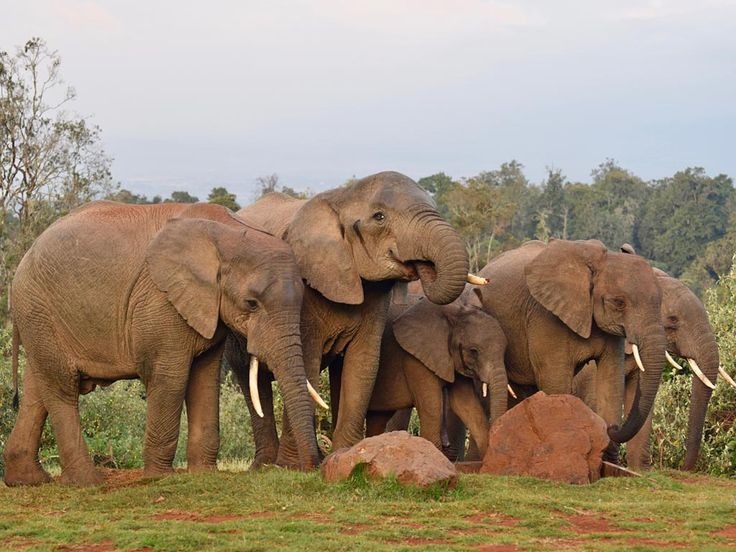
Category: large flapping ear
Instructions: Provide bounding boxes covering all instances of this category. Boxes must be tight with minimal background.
[393,300,455,382]
[146,218,223,339]
[525,239,607,339]
[286,197,363,304]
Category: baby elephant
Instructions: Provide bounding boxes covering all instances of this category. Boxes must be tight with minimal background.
[366,299,508,457]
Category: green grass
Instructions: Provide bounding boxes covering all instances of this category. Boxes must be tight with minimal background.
[1,467,734,551]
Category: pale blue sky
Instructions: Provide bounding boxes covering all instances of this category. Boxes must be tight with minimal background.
[4,0,736,203]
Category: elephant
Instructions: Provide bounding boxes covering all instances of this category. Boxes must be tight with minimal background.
[231,171,471,468]
[365,296,508,458]
[470,239,667,459]
[573,245,736,470]
[3,200,320,486]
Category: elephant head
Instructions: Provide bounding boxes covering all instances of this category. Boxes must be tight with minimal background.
[286,171,470,305]
[391,299,509,422]
[146,214,320,468]
[524,239,666,443]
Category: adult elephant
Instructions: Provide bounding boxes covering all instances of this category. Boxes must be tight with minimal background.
[231,171,471,468]
[471,239,666,455]
[4,201,319,486]
[366,297,508,458]
[574,245,735,470]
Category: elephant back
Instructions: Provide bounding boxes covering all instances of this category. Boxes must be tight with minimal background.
[237,193,306,239]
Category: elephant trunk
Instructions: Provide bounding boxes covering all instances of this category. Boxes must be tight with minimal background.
[259,317,321,470]
[408,214,469,305]
[682,327,720,470]
[486,364,509,425]
[608,323,666,443]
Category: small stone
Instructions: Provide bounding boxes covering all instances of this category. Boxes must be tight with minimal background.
[321,431,458,488]
[480,391,609,484]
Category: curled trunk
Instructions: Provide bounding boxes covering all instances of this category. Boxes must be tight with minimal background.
[608,325,666,443]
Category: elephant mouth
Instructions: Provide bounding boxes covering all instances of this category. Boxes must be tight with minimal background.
[394,257,438,283]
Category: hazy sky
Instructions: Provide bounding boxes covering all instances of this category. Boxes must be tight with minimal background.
[4,0,736,202]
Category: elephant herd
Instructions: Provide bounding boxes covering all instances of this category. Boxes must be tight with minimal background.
[3,171,734,486]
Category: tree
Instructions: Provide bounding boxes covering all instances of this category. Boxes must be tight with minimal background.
[256,173,280,197]
[166,191,198,203]
[107,188,160,204]
[207,186,240,211]
[0,38,113,314]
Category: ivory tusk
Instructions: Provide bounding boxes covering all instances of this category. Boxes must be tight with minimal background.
[687,358,716,390]
[507,384,517,399]
[632,344,645,372]
[249,356,264,418]
[307,380,329,409]
[467,273,489,286]
[664,350,682,372]
[482,383,488,398]
[719,365,736,389]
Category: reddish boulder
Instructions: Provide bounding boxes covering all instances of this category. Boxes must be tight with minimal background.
[481,391,609,484]
[321,431,458,488]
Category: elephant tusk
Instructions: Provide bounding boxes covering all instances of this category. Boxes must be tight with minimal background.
[467,273,489,286]
[482,383,488,398]
[687,358,716,390]
[719,365,736,389]
[507,384,517,399]
[632,344,645,372]
[664,350,682,371]
[307,380,329,409]
[249,356,264,418]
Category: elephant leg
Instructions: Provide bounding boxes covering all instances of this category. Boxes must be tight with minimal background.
[328,357,343,433]
[142,363,190,477]
[447,378,490,459]
[443,407,468,462]
[3,365,51,486]
[623,371,652,470]
[595,343,626,464]
[366,410,394,437]
[332,333,384,450]
[38,363,101,486]
[185,343,223,472]
[414,384,444,452]
[385,407,413,432]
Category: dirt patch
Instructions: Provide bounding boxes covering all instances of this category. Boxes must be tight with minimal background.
[243,511,276,519]
[152,510,201,522]
[712,525,736,540]
[288,512,332,523]
[4,536,45,550]
[57,541,115,552]
[383,537,453,546]
[101,468,146,488]
[153,511,251,523]
[464,512,520,528]
[475,545,519,552]
[201,514,247,523]
[617,538,689,548]
[339,523,370,535]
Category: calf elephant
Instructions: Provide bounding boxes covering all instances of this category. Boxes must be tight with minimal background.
[232,171,471,468]
[471,239,666,457]
[4,201,320,486]
[366,298,508,458]
[574,245,736,470]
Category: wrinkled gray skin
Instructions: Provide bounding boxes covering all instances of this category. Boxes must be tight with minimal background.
[231,172,469,468]
[470,239,666,458]
[4,201,319,486]
[574,265,719,470]
[365,297,508,458]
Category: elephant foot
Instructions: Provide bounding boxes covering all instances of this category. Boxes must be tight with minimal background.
[187,462,217,474]
[58,466,104,487]
[3,460,52,487]
[142,465,175,480]
[248,450,279,471]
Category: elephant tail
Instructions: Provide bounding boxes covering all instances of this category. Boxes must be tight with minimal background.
[12,322,19,410]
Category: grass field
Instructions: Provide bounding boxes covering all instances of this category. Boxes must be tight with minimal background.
[1,466,734,551]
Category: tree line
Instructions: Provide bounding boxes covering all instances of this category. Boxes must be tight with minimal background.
[2,38,734,324]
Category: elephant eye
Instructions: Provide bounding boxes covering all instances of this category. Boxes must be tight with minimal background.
[608,297,626,310]
[468,347,479,359]
[372,211,386,223]
[245,299,259,312]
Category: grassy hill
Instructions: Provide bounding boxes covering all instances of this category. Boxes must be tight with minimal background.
[1,467,734,551]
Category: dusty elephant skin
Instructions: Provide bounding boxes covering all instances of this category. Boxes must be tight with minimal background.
[4,201,319,486]
[231,171,470,469]
[366,297,508,459]
[321,431,458,488]
[481,392,609,484]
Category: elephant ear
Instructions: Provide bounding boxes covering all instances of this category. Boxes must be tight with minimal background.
[393,300,455,382]
[146,218,223,339]
[286,198,363,305]
[525,239,607,339]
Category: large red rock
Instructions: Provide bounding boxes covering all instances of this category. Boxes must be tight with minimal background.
[321,431,458,488]
[480,391,609,484]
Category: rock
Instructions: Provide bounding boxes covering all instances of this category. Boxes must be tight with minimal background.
[480,391,609,484]
[321,431,458,488]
